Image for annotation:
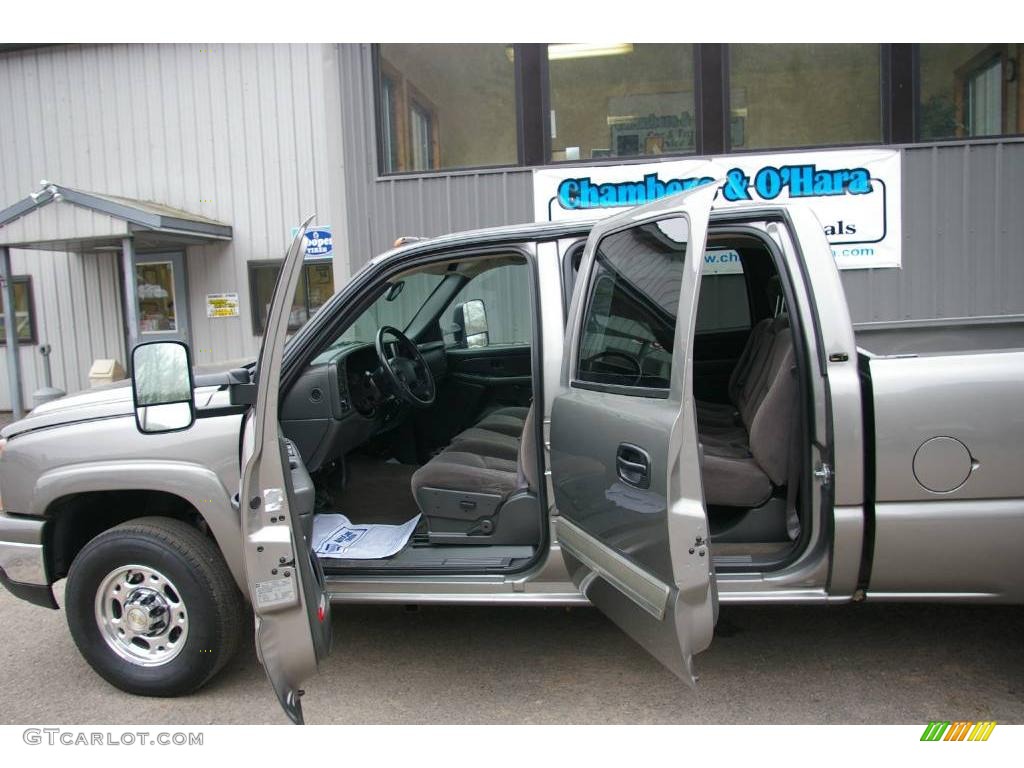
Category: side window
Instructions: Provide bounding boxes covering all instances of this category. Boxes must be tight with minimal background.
[0,275,37,345]
[695,249,751,334]
[575,217,688,390]
[248,261,335,335]
[442,261,531,348]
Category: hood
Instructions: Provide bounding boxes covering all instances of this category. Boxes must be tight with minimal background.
[2,380,135,438]
[1,374,233,440]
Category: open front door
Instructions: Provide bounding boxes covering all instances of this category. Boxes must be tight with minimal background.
[240,217,332,724]
[550,182,719,683]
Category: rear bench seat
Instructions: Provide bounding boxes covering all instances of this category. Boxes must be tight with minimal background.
[699,317,798,508]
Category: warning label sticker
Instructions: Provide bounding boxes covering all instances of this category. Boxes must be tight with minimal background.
[255,576,297,608]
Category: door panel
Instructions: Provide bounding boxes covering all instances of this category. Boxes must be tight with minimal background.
[240,217,332,724]
[436,344,533,432]
[550,179,719,683]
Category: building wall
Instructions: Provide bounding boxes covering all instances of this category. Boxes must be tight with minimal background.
[0,42,351,410]
[337,44,1024,327]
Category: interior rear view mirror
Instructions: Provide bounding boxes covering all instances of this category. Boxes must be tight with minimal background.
[452,299,489,348]
[130,341,196,434]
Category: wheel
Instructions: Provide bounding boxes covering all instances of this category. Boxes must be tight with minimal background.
[65,516,246,697]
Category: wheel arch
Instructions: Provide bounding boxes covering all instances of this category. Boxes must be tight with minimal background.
[36,461,246,594]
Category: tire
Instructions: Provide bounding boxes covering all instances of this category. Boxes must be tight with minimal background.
[65,516,246,697]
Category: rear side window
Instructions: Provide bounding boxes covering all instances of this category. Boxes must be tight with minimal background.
[695,249,752,334]
[575,217,688,391]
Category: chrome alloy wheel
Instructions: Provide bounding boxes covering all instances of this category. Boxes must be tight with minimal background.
[94,564,189,666]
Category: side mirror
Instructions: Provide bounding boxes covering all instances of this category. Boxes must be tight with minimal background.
[131,341,196,434]
[452,299,489,348]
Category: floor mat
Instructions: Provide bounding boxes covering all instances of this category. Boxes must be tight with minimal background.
[314,513,421,559]
[328,454,423,526]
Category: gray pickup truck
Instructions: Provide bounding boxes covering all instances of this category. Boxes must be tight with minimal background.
[1,183,1021,723]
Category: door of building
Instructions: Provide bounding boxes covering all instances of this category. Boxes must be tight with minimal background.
[133,252,190,345]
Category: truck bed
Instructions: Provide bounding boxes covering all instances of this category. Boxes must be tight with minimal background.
[854,315,1024,357]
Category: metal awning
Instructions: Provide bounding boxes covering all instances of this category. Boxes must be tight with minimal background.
[0,182,233,420]
[0,181,232,251]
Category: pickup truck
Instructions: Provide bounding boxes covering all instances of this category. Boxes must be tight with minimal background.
[1,181,1021,724]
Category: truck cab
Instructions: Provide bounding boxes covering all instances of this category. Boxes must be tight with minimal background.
[130,180,859,722]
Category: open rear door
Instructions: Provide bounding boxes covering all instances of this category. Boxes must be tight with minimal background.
[240,217,332,723]
[550,182,719,682]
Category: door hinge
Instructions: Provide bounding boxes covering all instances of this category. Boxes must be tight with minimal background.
[814,463,833,486]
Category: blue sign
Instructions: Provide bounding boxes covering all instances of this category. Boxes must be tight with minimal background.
[303,227,333,259]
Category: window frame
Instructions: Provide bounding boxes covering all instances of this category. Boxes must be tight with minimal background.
[372,44,522,176]
[0,275,37,346]
[956,45,1010,138]
[723,43,887,154]
[543,43,703,165]
[406,83,440,171]
[570,215,691,400]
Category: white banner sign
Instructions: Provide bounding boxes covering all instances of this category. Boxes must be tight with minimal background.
[533,148,902,269]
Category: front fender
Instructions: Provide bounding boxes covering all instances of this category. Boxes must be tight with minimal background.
[34,460,245,592]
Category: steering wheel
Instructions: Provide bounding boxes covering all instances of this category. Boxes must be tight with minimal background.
[375,326,436,408]
[585,350,643,385]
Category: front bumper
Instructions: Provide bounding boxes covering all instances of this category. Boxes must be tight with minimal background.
[0,512,56,609]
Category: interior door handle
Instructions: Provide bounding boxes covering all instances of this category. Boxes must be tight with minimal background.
[616,443,651,489]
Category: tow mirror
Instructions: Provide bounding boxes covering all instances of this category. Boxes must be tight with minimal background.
[452,299,488,348]
[130,341,196,434]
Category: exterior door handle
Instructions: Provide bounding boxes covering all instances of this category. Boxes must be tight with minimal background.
[616,443,651,489]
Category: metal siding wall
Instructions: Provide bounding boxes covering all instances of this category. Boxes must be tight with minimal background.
[5,45,1017,415]
[840,141,1024,323]
[0,43,345,410]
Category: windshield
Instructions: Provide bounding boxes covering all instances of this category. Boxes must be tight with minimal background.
[322,270,447,350]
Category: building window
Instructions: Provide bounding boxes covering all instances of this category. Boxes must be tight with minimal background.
[727,44,883,151]
[136,261,178,333]
[377,44,517,173]
[919,44,1021,140]
[248,261,334,335]
[548,44,696,162]
[0,276,37,345]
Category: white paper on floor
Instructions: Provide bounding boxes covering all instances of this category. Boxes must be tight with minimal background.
[312,513,421,559]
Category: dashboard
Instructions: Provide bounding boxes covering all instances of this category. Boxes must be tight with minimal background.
[280,342,393,473]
